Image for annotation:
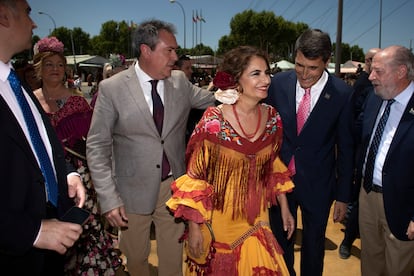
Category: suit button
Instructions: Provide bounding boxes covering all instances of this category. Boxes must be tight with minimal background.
[156,164,161,168]
[161,140,164,144]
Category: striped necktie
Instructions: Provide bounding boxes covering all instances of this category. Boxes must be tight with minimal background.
[363,99,395,193]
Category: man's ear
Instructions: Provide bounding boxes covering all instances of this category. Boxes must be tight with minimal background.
[0,5,11,28]
[140,44,151,58]
[398,65,408,79]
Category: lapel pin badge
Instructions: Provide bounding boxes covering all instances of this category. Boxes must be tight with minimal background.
[324,93,331,100]
[409,107,414,115]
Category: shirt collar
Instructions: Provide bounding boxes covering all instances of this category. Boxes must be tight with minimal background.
[394,81,414,107]
[296,70,329,93]
[0,61,13,83]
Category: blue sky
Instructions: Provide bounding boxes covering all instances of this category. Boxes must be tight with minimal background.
[29,0,413,57]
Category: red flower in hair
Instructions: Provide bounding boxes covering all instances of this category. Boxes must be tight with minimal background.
[213,71,236,90]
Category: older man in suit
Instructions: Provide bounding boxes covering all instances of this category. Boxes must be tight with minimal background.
[87,19,215,276]
[266,29,354,276]
[0,1,85,275]
[356,45,414,275]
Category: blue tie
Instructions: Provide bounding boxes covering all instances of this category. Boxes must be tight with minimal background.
[363,99,395,193]
[8,69,58,206]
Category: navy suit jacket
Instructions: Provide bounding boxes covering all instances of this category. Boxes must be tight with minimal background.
[266,70,354,210]
[356,91,414,241]
[0,83,73,274]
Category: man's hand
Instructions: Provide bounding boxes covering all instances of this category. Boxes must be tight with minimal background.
[67,174,86,207]
[333,201,348,223]
[34,219,82,254]
[105,206,128,228]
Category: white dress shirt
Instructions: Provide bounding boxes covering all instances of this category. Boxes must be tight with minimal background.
[134,62,165,114]
[0,61,56,175]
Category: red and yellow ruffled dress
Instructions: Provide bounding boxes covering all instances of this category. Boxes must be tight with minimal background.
[167,104,294,276]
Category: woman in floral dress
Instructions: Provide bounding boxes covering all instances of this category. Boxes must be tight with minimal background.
[167,46,295,275]
[32,36,121,276]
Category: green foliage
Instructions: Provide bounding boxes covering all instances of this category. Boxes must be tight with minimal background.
[333,43,365,63]
[216,9,310,62]
[90,20,133,58]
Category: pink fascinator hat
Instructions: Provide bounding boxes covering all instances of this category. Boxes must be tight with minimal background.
[33,36,64,55]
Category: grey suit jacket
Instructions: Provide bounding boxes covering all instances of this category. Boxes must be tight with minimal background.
[87,67,215,214]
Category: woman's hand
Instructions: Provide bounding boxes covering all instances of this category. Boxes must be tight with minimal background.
[281,208,295,239]
[277,194,295,239]
[188,221,204,258]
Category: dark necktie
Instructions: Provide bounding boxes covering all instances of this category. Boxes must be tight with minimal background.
[363,99,395,193]
[150,80,171,180]
[8,69,58,206]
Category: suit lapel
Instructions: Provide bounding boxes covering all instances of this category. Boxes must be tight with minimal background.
[298,74,333,136]
[124,67,160,136]
[279,71,298,140]
[162,78,175,136]
[0,96,39,169]
[286,72,297,124]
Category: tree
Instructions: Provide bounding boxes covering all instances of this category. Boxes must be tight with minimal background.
[189,43,214,56]
[216,10,308,61]
[50,27,90,56]
[333,43,364,62]
[90,20,131,58]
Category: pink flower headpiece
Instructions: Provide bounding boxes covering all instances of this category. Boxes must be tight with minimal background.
[33,36,64,55]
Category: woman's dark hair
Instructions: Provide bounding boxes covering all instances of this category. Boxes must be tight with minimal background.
[218,46,270,84]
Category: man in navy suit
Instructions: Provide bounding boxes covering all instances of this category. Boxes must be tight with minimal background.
[266,29,354,276]
[0,1,85,275]
[356,45,414,275]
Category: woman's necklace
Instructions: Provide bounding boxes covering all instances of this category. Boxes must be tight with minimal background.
[232,104,261,140]
[42,87,63,101]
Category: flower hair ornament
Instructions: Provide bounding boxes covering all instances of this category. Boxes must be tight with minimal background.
[213,71,239,104]
[33,36,64,55]
[109,53,126,68]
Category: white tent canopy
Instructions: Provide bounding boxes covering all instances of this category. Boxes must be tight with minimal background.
[271,60,295,71]
[65,55,109,68]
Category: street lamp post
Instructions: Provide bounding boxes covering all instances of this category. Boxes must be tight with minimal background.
[38,11,56,35]
[169,0,186,49]
[378,0,382,48]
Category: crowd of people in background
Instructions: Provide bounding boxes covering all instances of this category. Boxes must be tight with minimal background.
[2,0,414,275]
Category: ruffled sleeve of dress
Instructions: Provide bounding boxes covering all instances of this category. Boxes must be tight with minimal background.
[270,156,294,199]
[166,107,221,223]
